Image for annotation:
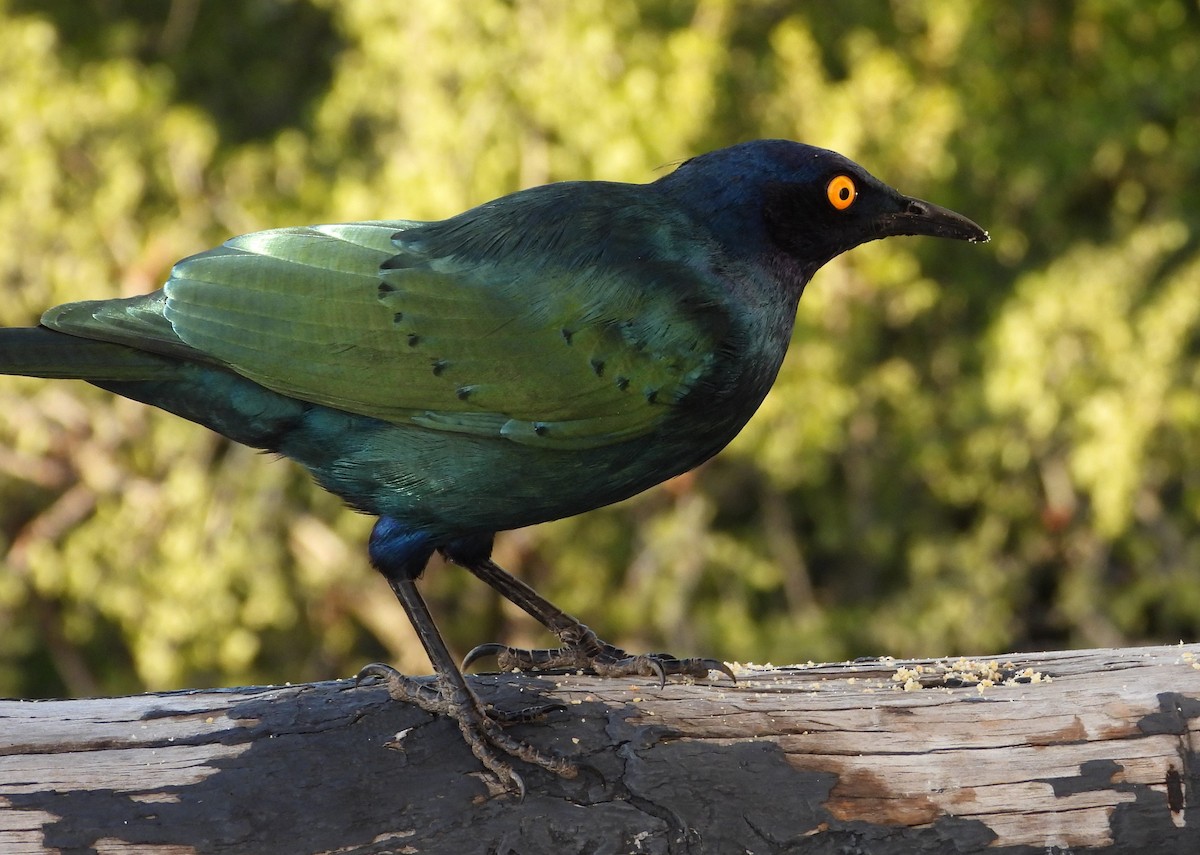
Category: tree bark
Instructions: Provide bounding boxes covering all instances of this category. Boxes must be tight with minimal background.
[2,643,1198,854]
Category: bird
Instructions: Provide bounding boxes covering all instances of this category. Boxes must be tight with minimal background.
[0,139,987,792]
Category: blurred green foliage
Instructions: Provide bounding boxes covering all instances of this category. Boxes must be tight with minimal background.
[2,0,1199,697]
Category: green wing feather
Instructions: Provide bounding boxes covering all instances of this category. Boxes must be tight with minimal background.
[44,206,728,450]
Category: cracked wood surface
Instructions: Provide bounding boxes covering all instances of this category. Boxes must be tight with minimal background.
[1,643,1199,853]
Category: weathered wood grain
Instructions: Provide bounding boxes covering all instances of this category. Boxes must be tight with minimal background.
[2,644,1198,853]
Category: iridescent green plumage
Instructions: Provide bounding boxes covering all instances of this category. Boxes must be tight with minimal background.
[48,185,733,453]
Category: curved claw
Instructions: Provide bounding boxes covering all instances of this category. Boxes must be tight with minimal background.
[701,658,738,684]
[507,769,526,802]
[462,642,510,672]
[354,661,394,686]
[646,656,667,689]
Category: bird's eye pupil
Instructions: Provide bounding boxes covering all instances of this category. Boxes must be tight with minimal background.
[826,175,857,211]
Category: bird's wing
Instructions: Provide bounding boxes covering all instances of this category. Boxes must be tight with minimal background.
[47,218,729,450]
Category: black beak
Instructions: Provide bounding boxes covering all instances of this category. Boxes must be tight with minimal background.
[878,196,989,243]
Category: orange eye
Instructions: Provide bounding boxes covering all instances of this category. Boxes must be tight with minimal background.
[827,175,856,210]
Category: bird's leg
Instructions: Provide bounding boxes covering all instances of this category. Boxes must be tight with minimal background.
[442,535,735,684]
[357,519,576,792]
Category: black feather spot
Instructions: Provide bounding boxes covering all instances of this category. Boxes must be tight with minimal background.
[393,311,404,324]
[590,358,605,377]
[381,255,420,271]
[378,281,397,295]
[645,389,659,404]
[456,386,472,401]
[533,423,548,436]
[561,328,574,345]
[432,359,448,376]
[615,376,630,391]
[407,333,421,347]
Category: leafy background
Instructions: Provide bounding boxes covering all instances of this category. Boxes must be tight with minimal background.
[2,0,1198,698]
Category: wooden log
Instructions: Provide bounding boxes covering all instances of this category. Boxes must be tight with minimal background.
[1,643,1198,853]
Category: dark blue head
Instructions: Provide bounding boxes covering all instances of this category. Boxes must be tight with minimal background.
[656,140,987,278]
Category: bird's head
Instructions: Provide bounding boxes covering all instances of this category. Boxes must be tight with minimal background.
[660,140,988,278]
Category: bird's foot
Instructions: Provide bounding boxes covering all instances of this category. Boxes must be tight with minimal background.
[356,662,577,796]
[461,624,736,687]
[448,552,735,687]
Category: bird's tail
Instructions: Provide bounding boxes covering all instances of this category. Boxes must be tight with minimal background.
[1,325,310,454]
[0,327,180,381]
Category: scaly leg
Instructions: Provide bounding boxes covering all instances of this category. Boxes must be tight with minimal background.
[357,519,576,793]
[442,535,735,685]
